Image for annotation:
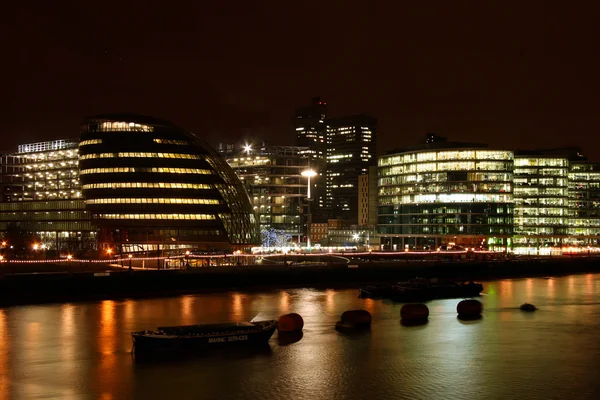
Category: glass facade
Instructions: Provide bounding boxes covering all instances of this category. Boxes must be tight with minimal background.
[224,145,309,243]
[377,147,514,250]
[0,140,96,255]
[567,162,600,246]
[80,114,259,253]
[513,156,569,254]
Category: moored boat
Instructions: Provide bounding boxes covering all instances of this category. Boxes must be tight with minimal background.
[132,320,278,353]
[391,279,483,302]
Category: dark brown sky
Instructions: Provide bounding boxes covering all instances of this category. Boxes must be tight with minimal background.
[2,1,600,158]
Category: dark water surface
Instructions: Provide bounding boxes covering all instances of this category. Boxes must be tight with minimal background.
[1,274,599,400]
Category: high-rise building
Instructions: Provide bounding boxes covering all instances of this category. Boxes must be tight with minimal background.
[326,114,377,222]
[0,139,95,255]
[294,97,328,211]
[358,165,378,228]
[222,143,310,244]
[294,97,328,158]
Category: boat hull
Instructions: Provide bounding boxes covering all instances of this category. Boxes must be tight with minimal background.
[132,322,277,354]
[391,284,483,302]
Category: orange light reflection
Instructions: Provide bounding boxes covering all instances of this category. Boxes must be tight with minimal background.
[0,310,9,400]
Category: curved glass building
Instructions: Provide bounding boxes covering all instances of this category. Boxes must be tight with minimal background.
[79,114,259,253]
[378,143,514,251]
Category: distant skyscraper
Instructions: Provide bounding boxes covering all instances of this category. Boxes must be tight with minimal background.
[326,114,377,222]
[294,97,328,211]
[294,97,328,156]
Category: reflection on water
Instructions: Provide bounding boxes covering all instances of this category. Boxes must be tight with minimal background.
[0,275,599,399]
[0,310,8,400]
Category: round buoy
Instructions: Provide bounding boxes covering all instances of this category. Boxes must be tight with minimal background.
[401,303,429,321]
[278,313,304,332]
[520,303,537,312]
[457,299,483,317]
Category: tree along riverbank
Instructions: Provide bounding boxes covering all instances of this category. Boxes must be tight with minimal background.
[1,257,599,306]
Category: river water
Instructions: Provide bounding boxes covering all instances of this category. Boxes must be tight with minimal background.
[0,274,599,400]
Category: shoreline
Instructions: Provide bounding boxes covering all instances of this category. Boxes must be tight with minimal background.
[1,258,599,307]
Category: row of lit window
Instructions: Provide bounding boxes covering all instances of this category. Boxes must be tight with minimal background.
[378,193,513,205]
[80,152,201,160]
[86,198,220,205]
[17,140,76,154]
[82,182,213,190]
[153,139,189,145]
[96,213,216,220]
[379,151,513,166]
[79,139,103,147]
[97,121,153,132]
[514,158,568,167]
[379,184,511,195]
[24,161,78,171]
[396,161,512,173]
[80,167,212,175]
[0,202,85,212]
[514,188,567,196]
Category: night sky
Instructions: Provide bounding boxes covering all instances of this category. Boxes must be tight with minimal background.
[2,1,600,159]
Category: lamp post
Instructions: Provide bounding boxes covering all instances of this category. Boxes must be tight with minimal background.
[301,169,317,252]
[128,254,133,270]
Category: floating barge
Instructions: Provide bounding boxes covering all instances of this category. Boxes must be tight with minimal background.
[132,320,278,353]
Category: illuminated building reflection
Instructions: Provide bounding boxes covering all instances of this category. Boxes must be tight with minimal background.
[525,278,533,298]
[97,300,117,400]
[498,279,513,298]
[232,293,245,319]
[0,310,8,400]
[279,292,290,314]
[567,275,575,296]
[325,290,335,313]
[547,278,555,299]
[181,296,194,325]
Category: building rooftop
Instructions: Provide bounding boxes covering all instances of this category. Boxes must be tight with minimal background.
[385,141,489,155]
[84,113,179,129]
[514,147,586,161]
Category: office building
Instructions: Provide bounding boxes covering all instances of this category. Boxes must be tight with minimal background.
[326,114,377,222]
[567,161,600,247]
[358,165,378,228]
[0,139,95,255]
[512,151,570,254]
[377,140,514,251]
[294,97,328,211]
[222,143,310,243]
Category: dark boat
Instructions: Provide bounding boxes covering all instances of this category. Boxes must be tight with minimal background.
[359,284,396,298]
[132,320,278,353]
[391,279,483,302]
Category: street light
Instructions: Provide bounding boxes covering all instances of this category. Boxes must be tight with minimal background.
[243,144,252,154]
[301,169,317,251]
[128,254,133,270]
